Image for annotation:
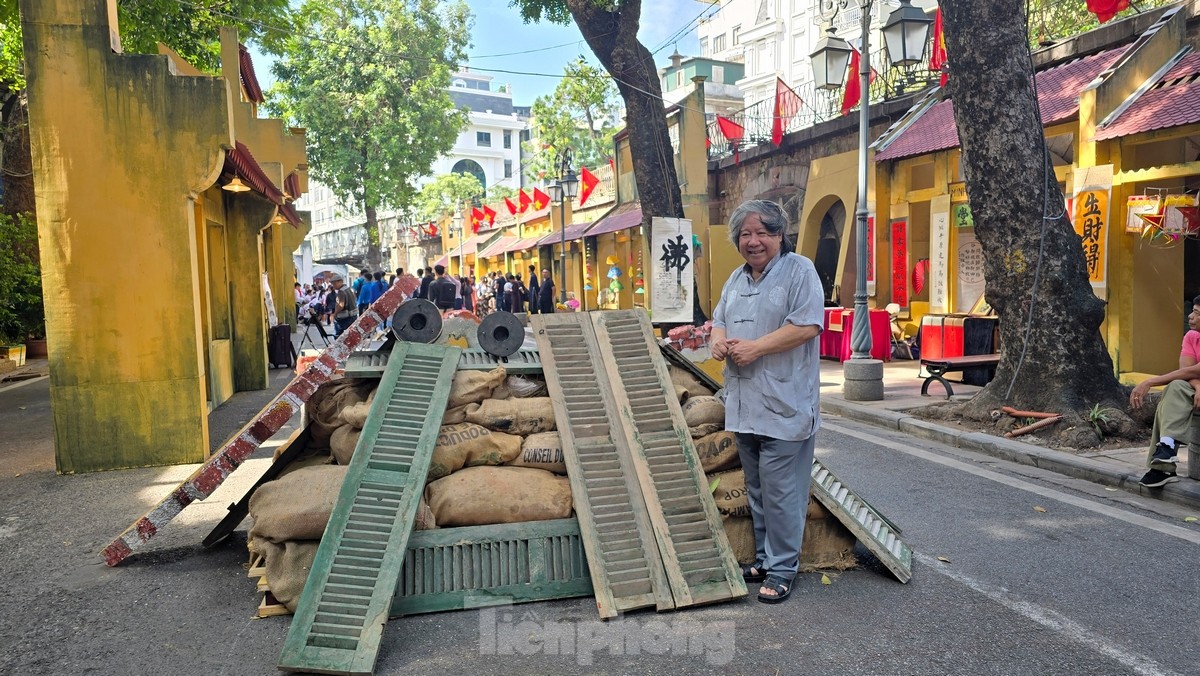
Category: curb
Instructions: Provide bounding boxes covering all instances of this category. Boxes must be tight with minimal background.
[821,397,1200,512]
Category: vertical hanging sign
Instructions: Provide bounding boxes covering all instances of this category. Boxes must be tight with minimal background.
[650,217,694,324]
[866,215,876,296]
[891,220,908,308]
[929,195,951,314]
[1071,165,1112,293]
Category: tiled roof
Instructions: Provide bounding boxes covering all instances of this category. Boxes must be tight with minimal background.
[1094,51,1200,141]
[477,236,517,258]
[504,236,544,254]
[537,221,592,247]
[875,47,1127,162]
[586,202,643,237]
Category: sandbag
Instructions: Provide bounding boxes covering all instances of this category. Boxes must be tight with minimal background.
[709,468,748,518]
[682,396,725,428]
[447,367,506,409]
[695,430,739,473]
[721,515,756,566]
[674,384,691,405]
[248,465,348,543]
[340,390,377,429]
[669,364,714,398]
[426,466,572,527]
[689,423,723,439]
[429,423,522,481]
[464,397,556,435]
[278,449,334,478]
[443,404,468,424]
[506,432,567,474]
[253,538,318,613]
[330,425,362,466]
[306,379,375,451]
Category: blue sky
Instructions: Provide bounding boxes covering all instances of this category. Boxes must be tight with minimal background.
[251,0,707,105]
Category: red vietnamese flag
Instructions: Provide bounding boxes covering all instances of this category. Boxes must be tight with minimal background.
[483,205,497,228]
[1087,0,1129,23]
[771,77,802,146]
[471,207,485,233]
[579,167,600,206]
[504,196,519,215]
[841,47,863,116]
[716,115,745,163]
[930,7,948,87]
[518,189,532,213]
[427,222,438,237]
[532,187,551,211]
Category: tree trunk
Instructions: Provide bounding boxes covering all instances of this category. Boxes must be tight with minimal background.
[940,0,1138,446]
[566,0,684,227]
[0,90,36,217]
[363,202,382,271]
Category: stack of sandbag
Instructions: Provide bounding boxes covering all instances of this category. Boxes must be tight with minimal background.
[425,367,572,527]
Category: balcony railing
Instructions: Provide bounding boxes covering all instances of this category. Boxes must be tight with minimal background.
[707,44,941,161]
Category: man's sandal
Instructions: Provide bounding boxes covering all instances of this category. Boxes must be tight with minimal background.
[758,573,794,604]
[740,562,766,583]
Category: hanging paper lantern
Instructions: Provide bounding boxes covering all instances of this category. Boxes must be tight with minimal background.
[635,288,645,295]
[608,265,622,279]
[585,283,593,291]
[609,279,624,292]
[606,255,618,265]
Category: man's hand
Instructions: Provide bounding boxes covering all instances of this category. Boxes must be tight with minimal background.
[1130,381,1152,409]
[711,338,729,361]
[727,338,764,367]
[1191,380,1200,409]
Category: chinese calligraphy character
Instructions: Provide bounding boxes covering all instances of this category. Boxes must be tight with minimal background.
[660,234,690,284]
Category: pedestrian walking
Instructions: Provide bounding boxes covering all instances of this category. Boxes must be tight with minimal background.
[429,265,456,311]
[527,264,540,315]
[538,268,556,314]
[329,274,358,337]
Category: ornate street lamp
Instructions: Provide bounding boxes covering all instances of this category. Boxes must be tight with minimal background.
[882,0,934,67]
[549,148,577,305]
[810,24,853,91]
[452,210,464,277]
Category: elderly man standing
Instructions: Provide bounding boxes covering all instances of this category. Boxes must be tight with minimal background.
[711,199,824,605]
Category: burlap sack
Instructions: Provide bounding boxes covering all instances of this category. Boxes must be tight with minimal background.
[249,465,348,543]
[709,468,748,518]
[689,423,723,439]
[426,466,573,527]
[252,538,318,613]
[428,423,522,481]
[443,404,468,424]
[669,364,714,398]
[415,496,437,531]
[306,379,376,451]
[721,515,756,565]
[683,396,725,428]
[330,425,362,466]
[340,391,376,429]
[448,367,506,409]
[464,397,556,435]
[491,382,512,400]
[506,432,566,474]
[674,384,691,405]
[695,431,739,473]
[278,449,334,478]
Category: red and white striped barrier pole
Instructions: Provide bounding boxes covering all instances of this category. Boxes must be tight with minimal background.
[100,277,418,566]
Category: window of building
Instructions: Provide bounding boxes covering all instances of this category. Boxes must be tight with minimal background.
[711,65,725,84]
[504,160,513,178]
[676,70,685,88]
[732,26,741,45]
[477,131,491,147]
[713,33,726,52]
[503,130,512,149]
[700,38,709,56]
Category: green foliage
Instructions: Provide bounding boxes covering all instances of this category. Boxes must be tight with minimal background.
[0,211,42,342]
[415,172,483,221]
[488,184,517,202]
[1087,403,1112,438]
[0,0,293,89]
[523,57,619,181]
[1030,0,1174,46]
[268,0,470,230]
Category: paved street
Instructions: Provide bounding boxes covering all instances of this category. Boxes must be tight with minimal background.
[2,371,1198,675]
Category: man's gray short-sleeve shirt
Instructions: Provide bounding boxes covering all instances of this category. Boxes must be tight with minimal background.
[712,252,825,442]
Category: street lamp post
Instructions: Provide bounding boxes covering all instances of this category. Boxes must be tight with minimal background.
[452,210,464,278]
[547,149,579,306]
[811,0,931,400]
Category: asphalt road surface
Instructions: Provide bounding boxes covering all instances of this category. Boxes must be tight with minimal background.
[1,384,1197,675]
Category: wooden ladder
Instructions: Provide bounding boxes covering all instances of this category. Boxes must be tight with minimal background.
[533,311,746,617]
[278,342,460,675]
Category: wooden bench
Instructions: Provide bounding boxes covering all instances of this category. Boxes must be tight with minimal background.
[920,354,1001,399]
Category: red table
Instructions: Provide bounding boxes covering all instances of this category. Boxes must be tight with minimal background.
[822,308,891,362]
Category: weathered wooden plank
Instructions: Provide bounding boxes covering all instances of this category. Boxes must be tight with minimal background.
[99,277,419,567]
[810,458,912,583]
[591,310,747,608]
[278,342,460,675]
[532,313,673,618]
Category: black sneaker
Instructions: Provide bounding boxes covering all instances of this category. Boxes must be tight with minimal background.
[1150,443,1178,465]
[1140,468,1180,488]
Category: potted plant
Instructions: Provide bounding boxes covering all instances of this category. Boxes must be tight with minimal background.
[0,212,44,358]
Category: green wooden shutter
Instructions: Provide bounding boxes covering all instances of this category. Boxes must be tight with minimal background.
[811,459,912,583]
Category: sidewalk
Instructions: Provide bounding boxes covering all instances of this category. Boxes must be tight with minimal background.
[817,358,1200,511]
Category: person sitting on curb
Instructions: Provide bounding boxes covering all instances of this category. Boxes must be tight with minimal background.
[1129,296,1200,487]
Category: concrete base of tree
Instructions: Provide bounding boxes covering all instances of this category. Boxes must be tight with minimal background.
[843,358,884,402]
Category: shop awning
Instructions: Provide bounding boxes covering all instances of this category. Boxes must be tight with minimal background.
[222,141,302,227]
[433,255,449,269]
[505,236,544,254]
[477,236,518,258]
[537,221,593,247]
[586,202,643,237]
[519,206,551,224]
[874,46,1128,162]
[1095,52,1200,141]
[447,233,486,258]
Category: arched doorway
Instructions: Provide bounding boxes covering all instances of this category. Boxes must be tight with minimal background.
[451,159,487,195]
[813,199,846,304]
